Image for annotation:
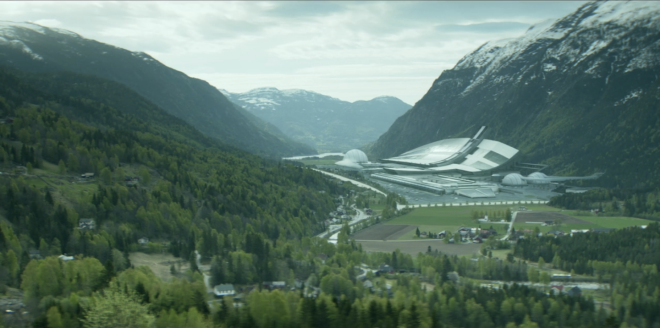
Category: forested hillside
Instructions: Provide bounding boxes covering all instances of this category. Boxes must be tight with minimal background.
[0,22,314,157]
[0,66,348,275]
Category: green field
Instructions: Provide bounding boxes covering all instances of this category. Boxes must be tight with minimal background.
[386,204,652,240]
[513,214,652,233]
[386,205,533,240]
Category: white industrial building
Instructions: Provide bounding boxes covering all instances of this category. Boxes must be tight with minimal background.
[334,126,603,199]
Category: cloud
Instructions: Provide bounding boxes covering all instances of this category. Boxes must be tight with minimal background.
[435,21,531,34]
[265,2,346,19]
[0,1,588,104]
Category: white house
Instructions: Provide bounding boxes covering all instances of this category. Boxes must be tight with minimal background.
[214,284,236,297]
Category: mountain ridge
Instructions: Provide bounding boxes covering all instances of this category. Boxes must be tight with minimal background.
[368,0,660,188]
[0,20,315,157]
[222,87,411,153]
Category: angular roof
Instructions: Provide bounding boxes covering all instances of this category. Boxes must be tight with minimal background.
[382,136,519,174]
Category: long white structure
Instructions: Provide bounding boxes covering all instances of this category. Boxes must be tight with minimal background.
[331,126,603,199]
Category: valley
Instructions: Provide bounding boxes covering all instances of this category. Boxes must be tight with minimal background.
[1,2,660,328]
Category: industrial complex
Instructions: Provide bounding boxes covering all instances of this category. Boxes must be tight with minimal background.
[331,126,603,200]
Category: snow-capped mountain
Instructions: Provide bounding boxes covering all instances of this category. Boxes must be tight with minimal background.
[0,21,314,157]
[222,87,410,152]
[369,1,660,188]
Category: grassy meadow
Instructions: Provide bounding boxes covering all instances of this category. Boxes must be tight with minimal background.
[386,204,652,240]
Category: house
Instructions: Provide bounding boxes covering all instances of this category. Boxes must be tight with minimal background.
[78,218,96,230]
[567,286,582,297]
[3,117,14,124]
[29,250,42,260]
[378,264,394,274]
[570,229,590,236]
[272,281,286,289]
[473,236,483,243]
[263,281,286,290]
[480,228,497,238]
[81,173,95,179]
[550,285,564,293]
[544,221,554,225]
[138,237,149,245]
[58,255,75,261]
[214,284,236,297]
[546,230,564,237]
[363,280,374,289]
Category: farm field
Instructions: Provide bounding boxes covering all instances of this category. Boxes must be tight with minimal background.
[384,205,549,240]
[513,210,652,233]
[380,204,652,240]
[352,225,415,241]
[129,252,189,282]
[359,240,481,257]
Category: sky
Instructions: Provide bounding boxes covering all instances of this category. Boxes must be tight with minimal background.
[1,1,588,104]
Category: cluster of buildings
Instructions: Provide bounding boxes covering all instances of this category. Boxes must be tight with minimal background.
[326,205,350,224]
[332,126,603,199]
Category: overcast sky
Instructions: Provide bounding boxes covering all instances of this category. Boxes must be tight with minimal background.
[2,1,587,104]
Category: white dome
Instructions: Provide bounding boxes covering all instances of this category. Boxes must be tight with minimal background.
[527,172,551,184]
[335,149,368,169]
[502,173,527,186]
[528,172,548,179]
[344,149,368,163]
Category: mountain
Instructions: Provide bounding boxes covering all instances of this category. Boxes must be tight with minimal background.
[369,1,660,188]
[0,21,315,157]
[221,87,411,152]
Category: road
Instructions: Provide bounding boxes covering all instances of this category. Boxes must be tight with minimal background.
[500,211,518,241]
[328,207,372,244]
[310,168,387,196]
[195,250,213,294]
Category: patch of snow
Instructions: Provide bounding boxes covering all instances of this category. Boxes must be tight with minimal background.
[624,39,660,73]
[238,97,280,107]
[614,89,643,106]
[584,59,604,75]
[0,38,43,60]
[50,27,81,38]
[0,21,47,36]
[451,1,660,96]
[573,40,610,67]
[579,1,660,29]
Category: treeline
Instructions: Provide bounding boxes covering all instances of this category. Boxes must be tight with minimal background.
[15,234,612,328]
[548,188,660,220]
[0,68,355,291]
[514,223,660,327]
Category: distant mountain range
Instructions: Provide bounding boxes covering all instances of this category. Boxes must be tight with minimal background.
[221,87,411,153]
[368,1,660,188]
[0,21,314,157]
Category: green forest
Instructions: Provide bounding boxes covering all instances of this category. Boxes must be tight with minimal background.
[548,189,660,220]
[0,66,659,328]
